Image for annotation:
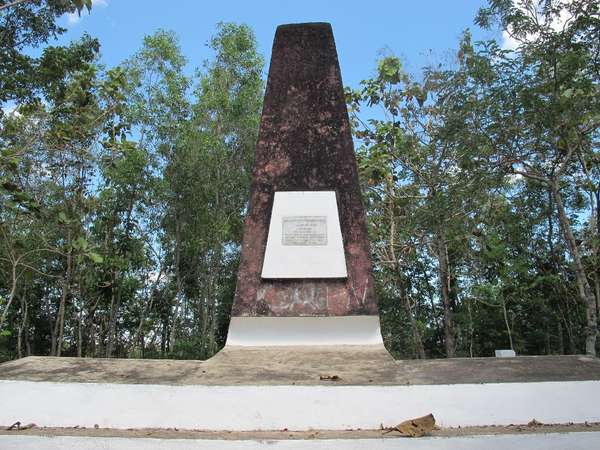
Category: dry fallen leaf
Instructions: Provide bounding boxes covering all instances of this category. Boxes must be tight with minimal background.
[6,422,36,431]
[383,413,436,437]
[7,422,20,431]
[319,375,340,381]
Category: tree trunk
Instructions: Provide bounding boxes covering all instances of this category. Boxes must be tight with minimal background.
[0,263,18,330]
[384,173,426,359]
[394,266,425,359]
[551,180,597,356]
[53,243,72,357]
[17,294,27,359]
[436,234,456,357]
[467,299,474,357]
[170,212,183,354]
[83,297,100,357]
[404,292,426,359]
[593,188,600,332]
[77,306,83,357]
[132,265,164,356]
[559,303,577,354]
[106,270,121,358]
[558,321,564,355]
[501,297,514,350]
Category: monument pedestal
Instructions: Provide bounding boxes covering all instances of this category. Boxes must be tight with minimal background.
[2,351,600,447]
[2,350,600,427]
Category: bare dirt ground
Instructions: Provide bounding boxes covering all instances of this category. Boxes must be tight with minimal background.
[2,349,600,386]
[1,422,599,440]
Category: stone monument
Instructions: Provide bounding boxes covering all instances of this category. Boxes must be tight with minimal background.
[227,22,382,347]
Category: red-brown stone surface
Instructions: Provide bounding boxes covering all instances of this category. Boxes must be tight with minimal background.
[232,23,378,317]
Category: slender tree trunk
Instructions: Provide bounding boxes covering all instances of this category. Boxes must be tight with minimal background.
[77,306,83,357]
[170,213,183,354]
[107,197,136,358]
[436,234,456,357]
[384,173,426,358]
[132,265,164,356]
[559,302,577,354]
[0,263,18,330]
[54,242,72,357]
[551,180,597,356]
[418,260,442,342]
[593,189,600,330]
[48,293,57,356]
[206,244,225,357]
[17,294,28,359]
[594,272,600,331]
[403,292,426,359]
[0,0,35,12]
[467,299,474,358]
[83,297,100,357]
[501,297,514,351]
[97,321,105,356]
[558,321,565,355]
[106,270,122,358]
[544,321,551,355]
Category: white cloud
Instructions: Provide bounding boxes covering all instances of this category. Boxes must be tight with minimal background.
[501,30,520,51]
[65,0,108,26]
[66,12,81,24]
[501,0,573,50]
[2,104,21,118]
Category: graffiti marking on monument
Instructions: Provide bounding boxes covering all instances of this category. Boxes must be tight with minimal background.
[282,216,327,246]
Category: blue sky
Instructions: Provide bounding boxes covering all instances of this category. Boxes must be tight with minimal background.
[55,0,499,87]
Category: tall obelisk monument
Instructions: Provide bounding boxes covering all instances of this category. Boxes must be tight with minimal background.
[227,23,382,346]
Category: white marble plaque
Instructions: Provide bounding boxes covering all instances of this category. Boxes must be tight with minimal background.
[261,191,347,279]
[282,216,327,246]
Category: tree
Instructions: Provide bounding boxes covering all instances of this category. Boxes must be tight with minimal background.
[1,0,99,213]
[472,0,600,355]
[0,0,94,106]
[117,24,263,359]
[161,23,264,358]
[348,53,500,357]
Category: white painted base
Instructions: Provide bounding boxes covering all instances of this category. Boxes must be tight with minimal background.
[1,379,599,431]
[226,316,383,346]
[2,432,600,450]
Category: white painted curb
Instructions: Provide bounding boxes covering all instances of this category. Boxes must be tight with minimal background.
[2,380,600,430]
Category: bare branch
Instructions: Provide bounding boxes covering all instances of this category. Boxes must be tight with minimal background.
[0,0,33,12]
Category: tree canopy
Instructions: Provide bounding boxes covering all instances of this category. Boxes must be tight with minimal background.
[1,0,598,360]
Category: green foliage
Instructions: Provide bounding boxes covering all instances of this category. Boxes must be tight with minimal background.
[0,16,264,361]
[1,2,598,362]
[349,0,599,358]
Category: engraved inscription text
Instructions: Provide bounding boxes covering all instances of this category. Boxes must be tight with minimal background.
[282,216,327,246]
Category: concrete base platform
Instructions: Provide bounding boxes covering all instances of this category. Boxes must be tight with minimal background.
[3,345,600,385]
[1,346,600,431]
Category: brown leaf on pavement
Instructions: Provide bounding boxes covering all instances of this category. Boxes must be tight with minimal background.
[383,413,436,437]
[319,374,340,381]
